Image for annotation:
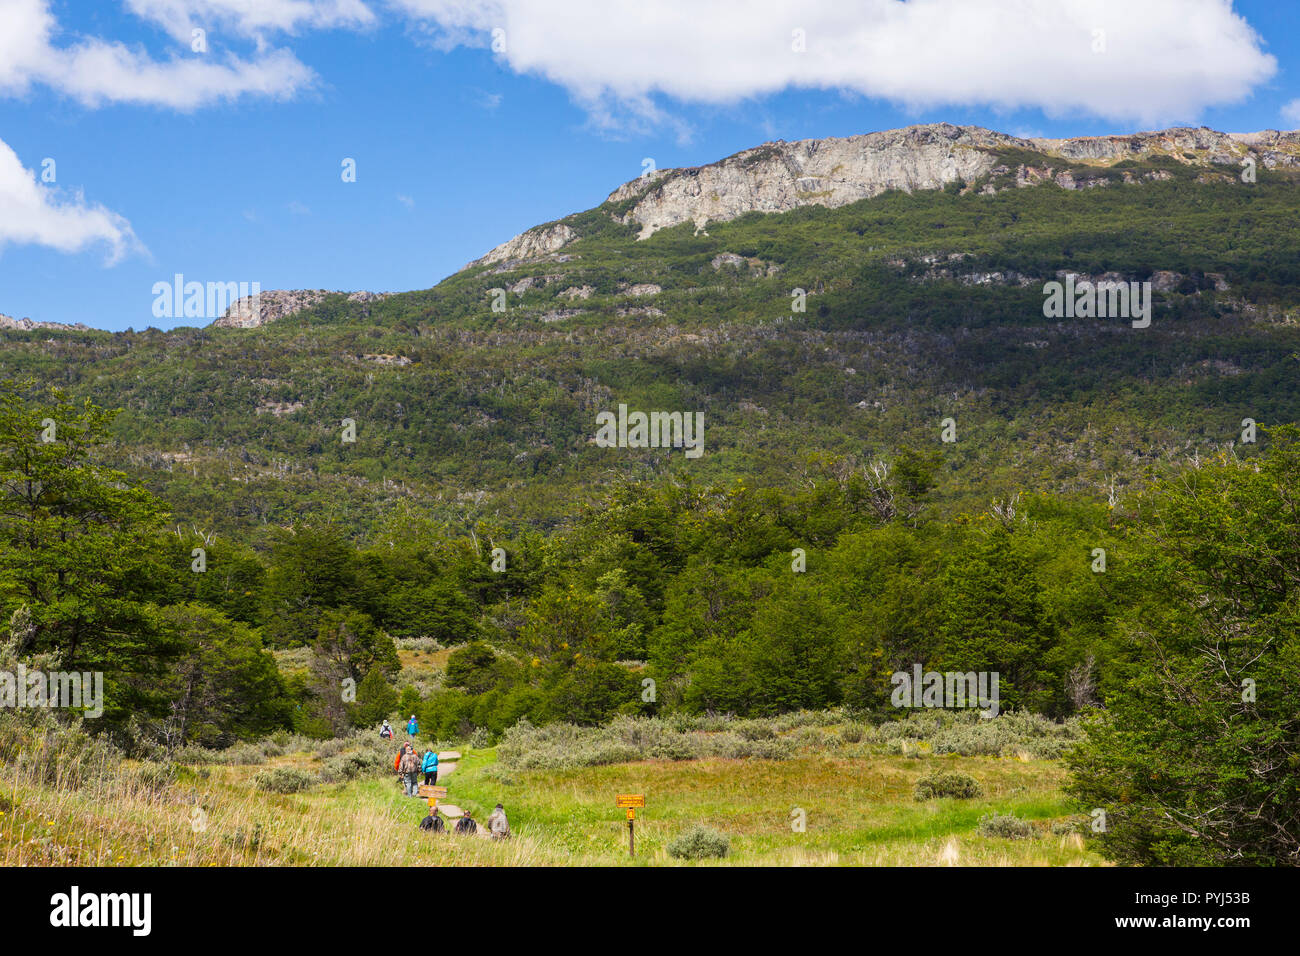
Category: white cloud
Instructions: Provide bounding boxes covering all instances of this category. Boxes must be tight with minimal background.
[125,0,376,40]
[1283,99,1300,127]
[392,0,1277,127]
[0,0,316,109]
[0,136,140,263]
[468,87,503,111]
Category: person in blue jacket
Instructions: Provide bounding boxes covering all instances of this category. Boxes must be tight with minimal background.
[421,748,439,786]
[406,714,419,738]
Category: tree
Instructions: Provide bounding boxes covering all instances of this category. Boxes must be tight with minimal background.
[935,525,1058,713]
[445,641,502,695]
[517,585,605,660]
[0,382,180,726]
[1068,430,1300,865]
[350,666,398,729]
[385,578,479,644]
[261,525,357,647]
[153,603,291,748]
[312,608,398,683]
[685,578,844,716]
[308,608,398,735]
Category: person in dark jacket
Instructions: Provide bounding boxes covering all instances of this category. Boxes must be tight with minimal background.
[419,809,445,833]
[454,810,477,835]
[421,748,439,785]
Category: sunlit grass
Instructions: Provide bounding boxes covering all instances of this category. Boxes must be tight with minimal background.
[1,739,1105,866]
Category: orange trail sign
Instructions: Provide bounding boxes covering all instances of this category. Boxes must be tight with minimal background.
[616,795,644,857]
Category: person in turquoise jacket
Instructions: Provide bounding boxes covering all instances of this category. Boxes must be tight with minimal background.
[421,748,439,786]
[406,715,419,738]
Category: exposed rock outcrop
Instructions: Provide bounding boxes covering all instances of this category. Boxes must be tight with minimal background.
[212,290,389,329]
[618,124,1026,240]
[461,123,1300,272]
[0,313,90,332]
[466,222,576,271]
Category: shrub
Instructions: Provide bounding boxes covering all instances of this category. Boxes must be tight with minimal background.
[1050,816,1088,835]
[133,761,179,795]
[914,771,983,801]
[322,750,382,781]
[734,720,777,741]
[667,825,730,860]
[252,767,316,793]
[313,738,346,759]
[0,711,119,790]
[976,812,1035,839]
[496,715,802,769]
[793,727,828,749]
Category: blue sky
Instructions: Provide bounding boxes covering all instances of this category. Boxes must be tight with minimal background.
[2,0,1299,332]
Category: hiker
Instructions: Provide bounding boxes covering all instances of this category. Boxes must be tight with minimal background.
[419,809,445,833]
[379,720,393,739]
[421,747,439,786]
[399,743,420,797]
[486,803,510,840]
[454,810,477,835]
[393,741,411,775]
[406,714,419,738]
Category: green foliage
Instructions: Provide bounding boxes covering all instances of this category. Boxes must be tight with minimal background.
[976,812,1035,839]
[350,667,398,728]
[156,603,292,747]
[666,824,730,860]
[252,766,317,793]
[935,527,1058,713]
[444,641,500,695]
[914,770,983,801]
[1067,428,1300,865]
[262,526,359,647]
[0,381,182,728]
[2,160,1299,872]
[313,608,398,683]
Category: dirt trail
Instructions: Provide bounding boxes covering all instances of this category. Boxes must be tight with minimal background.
[426,752,490,837]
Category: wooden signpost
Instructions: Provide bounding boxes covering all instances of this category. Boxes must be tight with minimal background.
[616,794,645,857]
[419,784,448,810]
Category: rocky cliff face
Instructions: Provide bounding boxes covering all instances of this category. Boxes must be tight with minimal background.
[212,290,389,328]
[618,124,1027,240]
[465,123,1300,270]
[466,223,577,272]
[0,313,90,332]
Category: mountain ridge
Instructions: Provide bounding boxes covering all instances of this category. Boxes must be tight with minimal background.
[466,122,1300,270]
[6,122,1299,333]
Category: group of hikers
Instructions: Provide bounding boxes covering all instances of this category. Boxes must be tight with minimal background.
[381,718,511,840]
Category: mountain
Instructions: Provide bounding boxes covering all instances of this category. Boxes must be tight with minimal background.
[3,122,1299,538]
[194,123,1300,330]
[466,123,1300,269]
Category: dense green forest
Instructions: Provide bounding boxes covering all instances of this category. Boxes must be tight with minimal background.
[2,148,1299,864]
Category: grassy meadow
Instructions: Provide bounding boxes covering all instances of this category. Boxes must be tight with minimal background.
[0,711,1104,867]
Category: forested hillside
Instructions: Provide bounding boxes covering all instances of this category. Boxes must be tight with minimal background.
[3,144,1299,536]
[3,133,1299,865]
